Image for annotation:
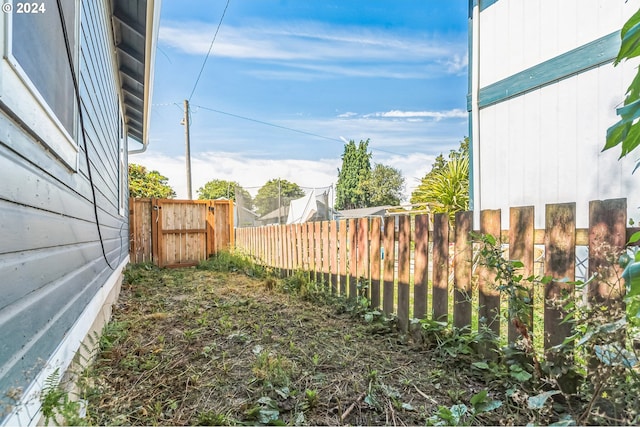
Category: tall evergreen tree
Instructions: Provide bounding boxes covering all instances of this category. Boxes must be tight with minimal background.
[335,139,372,210]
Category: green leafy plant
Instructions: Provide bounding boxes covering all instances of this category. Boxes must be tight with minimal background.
[427,390,502,426]
[40,369,86,426]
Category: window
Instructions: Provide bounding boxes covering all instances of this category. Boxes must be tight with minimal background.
[0,0,79,170]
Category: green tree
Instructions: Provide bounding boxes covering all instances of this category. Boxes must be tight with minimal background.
[605,7,640,172]
[365,163,405,206]
[411,138,469,219]
[128,163,176,198]
[335,139,372,210]
[197,179,252,208]
[254,179,305,216]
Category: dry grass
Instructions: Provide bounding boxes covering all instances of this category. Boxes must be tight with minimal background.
[84,263,518,426]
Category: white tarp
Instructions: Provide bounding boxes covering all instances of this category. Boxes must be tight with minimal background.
[286,189,328,224]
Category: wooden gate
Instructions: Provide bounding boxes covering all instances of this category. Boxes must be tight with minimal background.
[129,198,234,267]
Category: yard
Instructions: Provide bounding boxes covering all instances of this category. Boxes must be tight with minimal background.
[80,258,523,426]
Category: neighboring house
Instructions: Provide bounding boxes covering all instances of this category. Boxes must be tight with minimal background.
[336,206,392,219]
[0,1,159,425]
[468,0,640,227]
[259,206,290,226]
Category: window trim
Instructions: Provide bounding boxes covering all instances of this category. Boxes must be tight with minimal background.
[0,0,80,171]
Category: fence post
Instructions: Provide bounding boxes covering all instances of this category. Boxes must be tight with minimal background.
[338,220,348,295]
[478,209,501,337]
[370,217,382,309]
[454,211,473,330]
[357,217,370,299]
[397,215,411,331]
[348,219,358,298]
[382,216,396,316]
[508,206,534,342]
[414,214,429,320]
[544,202,576,392]
[588,198,627,302]
[432,213,449,322]
[330,221,339,293]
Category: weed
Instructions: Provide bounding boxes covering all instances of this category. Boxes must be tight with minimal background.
[40,369,86,426]
[198,250,267,278]
[196,410,231,426]
[427,390,502,426]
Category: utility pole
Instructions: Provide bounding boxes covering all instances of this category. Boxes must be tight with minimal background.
[183,99,192,200]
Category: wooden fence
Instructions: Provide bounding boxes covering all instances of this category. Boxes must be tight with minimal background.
[129,198,234,267]
[235,198,637,350]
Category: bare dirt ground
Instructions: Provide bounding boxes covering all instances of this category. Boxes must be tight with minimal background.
[85,264,519,426]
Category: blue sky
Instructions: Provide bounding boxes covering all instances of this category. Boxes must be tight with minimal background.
[133,0,469,200]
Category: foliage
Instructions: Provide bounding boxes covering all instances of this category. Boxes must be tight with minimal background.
[253,178,305,216]
[198,250,268,278]
[365,163,406,206]
[411,156,469,220]
[411,138,469,218]
[605,7,640,173]
[427,390,502,426]
[335,139,373,210]
[40,369,86,426]
[128,163,176,198]
[197,179,252,206]
[474,232,640,425]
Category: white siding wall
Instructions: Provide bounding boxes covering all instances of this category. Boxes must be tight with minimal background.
[480,0,636,87]
[474,0,640,228]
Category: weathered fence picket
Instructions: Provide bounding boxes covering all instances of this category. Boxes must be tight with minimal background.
[234,198,634,354]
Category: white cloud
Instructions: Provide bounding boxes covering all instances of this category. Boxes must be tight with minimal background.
[132,151,340,199]
[369,109,468,121]
[159,20,467,78]
[132,149,436,203]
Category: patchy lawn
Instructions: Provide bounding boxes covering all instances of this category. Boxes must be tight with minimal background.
[84,262,521,426]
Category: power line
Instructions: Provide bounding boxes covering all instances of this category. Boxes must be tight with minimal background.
[193,104,407,156]
[188,0,231,102]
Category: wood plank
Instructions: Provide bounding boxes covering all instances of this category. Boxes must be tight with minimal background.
[413,215,429,320]
[370,217,382,309]
[287,224,294,275]
[479,209,501,336]
[152,198,160,266]
[508,206,535,342]
[322,220,330,288]
[588,199,626,302]
[308,222,316,276]
[357,217,370,298]
[432,213,449,321]
[397,215,411,331]
[382,216,396,315]
[544,203,576,350]
[301,222,309,270]
[453,211,473,329]
[338,219,348,295]
[315,221,323,283]
[330,220,339,293]
[348,218,358,299]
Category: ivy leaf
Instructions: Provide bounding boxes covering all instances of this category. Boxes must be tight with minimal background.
[528,390,560,410]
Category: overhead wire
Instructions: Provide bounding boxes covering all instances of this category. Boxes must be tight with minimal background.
[188,0,231,102]
[192,104,408,156]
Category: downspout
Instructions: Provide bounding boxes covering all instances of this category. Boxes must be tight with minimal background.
[129,0,161,155]
[470,0,481,219]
